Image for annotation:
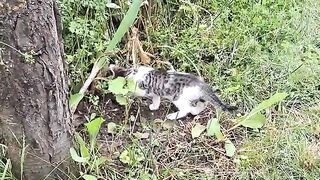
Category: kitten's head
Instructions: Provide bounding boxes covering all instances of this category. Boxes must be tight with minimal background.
[126,66,154,82]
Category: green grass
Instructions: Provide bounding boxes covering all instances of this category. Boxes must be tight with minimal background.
[237,108,320,179]
[58,0,320,179]
[0,144,15,180]
[2,0,320,179]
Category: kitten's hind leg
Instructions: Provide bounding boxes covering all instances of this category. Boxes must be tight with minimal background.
[166,102,206,120]
[166,99,193,120]
[149,96,161,110]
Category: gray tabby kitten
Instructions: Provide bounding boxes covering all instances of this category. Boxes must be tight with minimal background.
[127,66,237,120]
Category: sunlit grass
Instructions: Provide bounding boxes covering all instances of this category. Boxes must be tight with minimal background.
[147,0,320,178]
[39,0,320,179]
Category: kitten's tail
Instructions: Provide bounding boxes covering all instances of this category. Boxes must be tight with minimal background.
[201,85,238,112]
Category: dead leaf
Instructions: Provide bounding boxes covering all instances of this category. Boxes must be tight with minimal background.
[128,27,152,65]
[133,132,150,139]
[139,48,151,64]
[107,122,117,134]
[162,120,175,129]
[191,123,206,138]
[137,41,151,64]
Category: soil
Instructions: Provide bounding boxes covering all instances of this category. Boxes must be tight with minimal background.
[72,68,242,178]
[75,92,186,129]
[73,66,195,128]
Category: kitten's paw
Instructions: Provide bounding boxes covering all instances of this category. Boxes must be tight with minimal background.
[191,102,206,115]
[166,113,178,120]
[149,104,159,111]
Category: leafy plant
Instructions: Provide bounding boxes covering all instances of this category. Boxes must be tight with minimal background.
[107,122,117,134]
[88,94,100,107]
[85,117,105,151]
[230,92,288,130]
[119,148,145,167]
[207,118,224,141]
[107,77,136,105]
[224,139,236,157]
[60,0,320,178]
[191,92,288,157]
[0,143,13,180]
[82,174,98,180]
[70,116,106,179]
[69,93,84,108]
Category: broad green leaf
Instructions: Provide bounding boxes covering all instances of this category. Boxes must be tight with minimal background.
[140,172,151,180]
[69,147,88,163]
[126,79,137,92]
[115,95,128,105]
[75,132,89,158]
[127,78,143,95]
[85,117,105,150]
[107,122,117,134]
[191,123,206,138]
[239,112,266,128]
[207,118,224,140]
[82,174,98,180]
[237,92,288,129]
[69,93,84,109]
[224,139,236,157]
[108,77,129,95]
[250,93,288,116]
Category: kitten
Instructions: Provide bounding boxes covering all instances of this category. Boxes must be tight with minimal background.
[126,66,237,120]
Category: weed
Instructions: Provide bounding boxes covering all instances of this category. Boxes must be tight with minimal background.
[88,94,100,107]
[237,110,320,179]
[0,144,15,180]
[61,0,320,179]
[70,116,106,179]
[107,77,136,106]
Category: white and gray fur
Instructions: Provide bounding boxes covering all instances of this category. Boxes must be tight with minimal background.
[126,66,237,120]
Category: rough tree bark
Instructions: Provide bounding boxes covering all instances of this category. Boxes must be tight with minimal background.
[0,0,74,179]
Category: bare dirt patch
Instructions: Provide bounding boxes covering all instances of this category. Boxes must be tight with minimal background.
[74,91,243,179]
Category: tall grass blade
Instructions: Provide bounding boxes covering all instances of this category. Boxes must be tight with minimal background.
[71,0,143,113]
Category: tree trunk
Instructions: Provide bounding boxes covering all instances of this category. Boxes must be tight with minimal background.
[0,0,74,179]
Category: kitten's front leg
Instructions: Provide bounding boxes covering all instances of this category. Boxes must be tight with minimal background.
[149,96,161,110]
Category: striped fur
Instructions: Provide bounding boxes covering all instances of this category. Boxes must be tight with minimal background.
[127,66,237,120]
